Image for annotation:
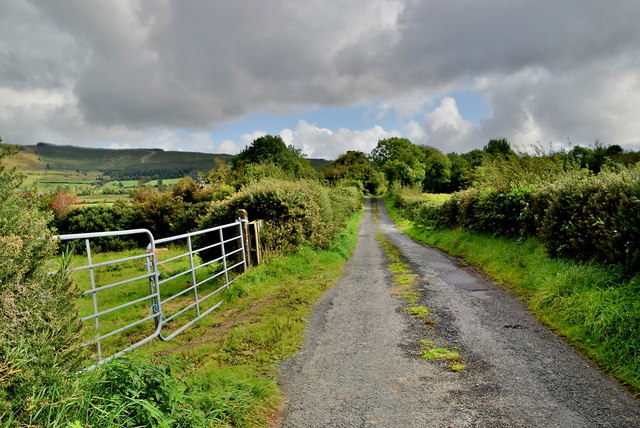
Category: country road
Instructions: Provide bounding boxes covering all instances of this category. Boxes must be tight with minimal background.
[277,197,640,428]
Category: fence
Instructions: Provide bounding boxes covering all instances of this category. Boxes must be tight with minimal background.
[55,219,248,366]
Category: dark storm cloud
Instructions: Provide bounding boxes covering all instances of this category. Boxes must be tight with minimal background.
[23,0,401,128]
[338,0,640,86]
[2,0,640,152]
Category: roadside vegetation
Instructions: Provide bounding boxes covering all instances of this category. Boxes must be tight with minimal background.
[3,131,640,425]
[0,135,362,426]
[382,142,640,395]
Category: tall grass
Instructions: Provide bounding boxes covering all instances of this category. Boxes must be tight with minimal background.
[384,197,640,395]
[13,210,363,427]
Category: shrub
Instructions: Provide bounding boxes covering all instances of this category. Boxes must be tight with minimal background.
[130,186,186,239]
[388,185,426,219]
[53,204,140,252]
[412,164,640,273]
[74,356,203,427]
[0,142,85,424]
[471,186,535,237]
[538,166,640,272]
[198,179,362,257]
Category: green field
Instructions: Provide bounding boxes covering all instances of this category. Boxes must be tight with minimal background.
[20,170,102,188]
[4,143,328,207]
[64,243,239,361]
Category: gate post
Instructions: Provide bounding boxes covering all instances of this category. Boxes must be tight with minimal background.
[236,209,252,267]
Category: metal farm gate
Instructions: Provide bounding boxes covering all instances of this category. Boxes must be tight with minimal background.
[56,220,248,366]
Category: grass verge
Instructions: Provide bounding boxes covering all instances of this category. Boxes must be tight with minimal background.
[30,211,362,427]
[383,196,640,395]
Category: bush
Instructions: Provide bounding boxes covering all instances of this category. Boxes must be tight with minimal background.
[471,186,535,237]
[411,164,640,273]
[0,142,85,424]
[198,179,362,257]
[54,190,211,252]
[388,185,426,219]
[53,204,140,252]
[538,166,640,272]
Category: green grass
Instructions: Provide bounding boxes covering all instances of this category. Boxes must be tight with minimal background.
[19,169,103,189]
[50,210,363,426]
[377,232,420,305]
[422,193,451,204]
[77,194,124,204]
[375,230,466,373]
[384,196,640,395]
[144,178,182,187]
[419,340,465,371]
[404,305,434,322]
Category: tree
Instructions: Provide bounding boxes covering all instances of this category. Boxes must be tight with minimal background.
[370,137,425,187]
[461,149,485,168]
[171,176,199,203]
[231,135,313,178]
[484,138,515,158]
[447,153,471,191]
[130,186,185,238]
[49,190,78,219]
[324,151,385,194]
[420,146,451,193]
[569,141,624,174]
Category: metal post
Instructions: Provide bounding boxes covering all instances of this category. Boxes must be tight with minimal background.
[86,239,102,360]
[236,209,251,268]
[146,241,161,329]
[187,235,200,316]
[220,228,229,286]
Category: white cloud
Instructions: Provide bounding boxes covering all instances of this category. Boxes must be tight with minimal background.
[372,92,434,121]
[417,97,474,152]
[425,97,472,135]
[405,120,425,143]
[240,131,267,147]
[217,140,241,155]
[280,120,396,159]
[1,0,640,156]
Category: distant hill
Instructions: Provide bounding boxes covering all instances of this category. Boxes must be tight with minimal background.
[9,143,329,180]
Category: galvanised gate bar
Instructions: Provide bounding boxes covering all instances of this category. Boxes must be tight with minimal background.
[55,220,247,367]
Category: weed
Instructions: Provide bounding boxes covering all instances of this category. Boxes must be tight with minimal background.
[420,340,466,372]
[389,262,410,274]
[405,306,436,324]
[450,364,467,372]
[406,305,430,317]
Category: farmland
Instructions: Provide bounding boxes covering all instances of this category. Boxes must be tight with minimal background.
[3,134,640,426]
[5,143,330,205]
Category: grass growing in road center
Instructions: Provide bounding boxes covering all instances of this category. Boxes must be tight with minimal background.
[377,232,420,305]
[376,231,465,371]
[383,196,640,395]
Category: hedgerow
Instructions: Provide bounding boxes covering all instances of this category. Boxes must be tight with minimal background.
[405,164,640,273]
[198,179,363,257]
[537,166,640,272]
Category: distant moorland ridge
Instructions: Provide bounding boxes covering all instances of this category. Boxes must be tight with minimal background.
[7,143,328,180]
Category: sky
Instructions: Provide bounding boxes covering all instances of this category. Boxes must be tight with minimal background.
[1,0,640,160]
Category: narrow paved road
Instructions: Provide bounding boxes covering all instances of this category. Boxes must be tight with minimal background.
[278,198,640,428]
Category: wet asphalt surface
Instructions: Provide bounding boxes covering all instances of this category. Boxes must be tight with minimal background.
[278,198,640,428]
